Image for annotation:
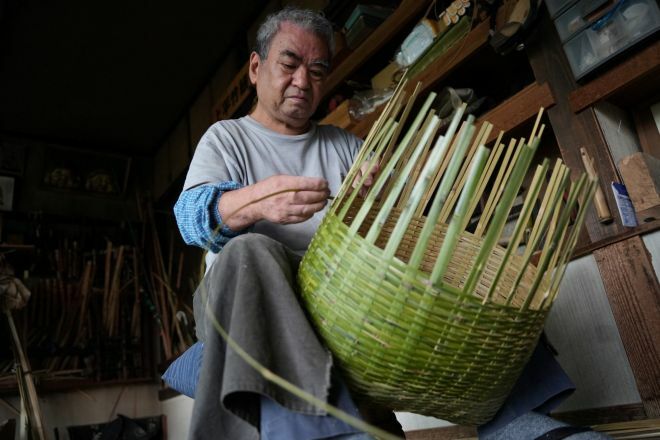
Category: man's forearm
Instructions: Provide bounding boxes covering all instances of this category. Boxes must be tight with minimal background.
[217,184,263,231]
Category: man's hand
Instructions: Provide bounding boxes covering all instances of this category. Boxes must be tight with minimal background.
[218,175,330,230]
[353,161,380,198]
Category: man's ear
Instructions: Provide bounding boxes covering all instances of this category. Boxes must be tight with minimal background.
[248,52,260,86]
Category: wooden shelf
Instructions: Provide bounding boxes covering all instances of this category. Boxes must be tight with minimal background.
[410,19,491,97]
[568,39,660,113]
[476,81,556,144]
[0,376,154,397]
[322,0,433,100]
[320,19,492,139]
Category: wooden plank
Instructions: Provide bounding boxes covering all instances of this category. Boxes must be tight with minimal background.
[553,403,648,426]
[572,219,660,258]
[405,425,477,440]
[476,82,556,144]
[568,40,660,113]
[322,0,433,99]
[526,13,627,245]
[593,236,660,417]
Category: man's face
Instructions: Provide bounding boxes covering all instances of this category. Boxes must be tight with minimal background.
[249,22,330,134]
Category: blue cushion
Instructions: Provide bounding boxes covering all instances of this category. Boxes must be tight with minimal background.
[162,341,203,398]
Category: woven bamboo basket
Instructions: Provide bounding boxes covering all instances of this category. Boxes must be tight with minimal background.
[298,83,596,425]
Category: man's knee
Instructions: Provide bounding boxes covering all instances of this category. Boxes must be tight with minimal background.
[222,233,281,255]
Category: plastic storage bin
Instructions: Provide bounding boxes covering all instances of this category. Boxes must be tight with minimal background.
[554,0,610,42]
[562,0,660,79]
[546,0,579,18]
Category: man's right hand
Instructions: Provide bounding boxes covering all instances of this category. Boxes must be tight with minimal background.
[218,175,330,231]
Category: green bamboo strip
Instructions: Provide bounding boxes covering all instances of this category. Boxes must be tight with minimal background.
[408,112,474,270]
[473,138,518,237]
[528,108,544,145]
[385,108,469,260]
[478,136,526,234]
[199,286,403,440]
[505,168,570,305]
[542,179,597,307]
[381,110,437,206]
[463,137,540,301]
[430,145,491,286]
[358,90,437,212]
[460,133,506,232]
[521,174,588,310]
[542,200,566,271]
[331,81,409,216]
[398,126,439,209]
[438,122,494,224]
[378,83,421,171]
[417,120,470,214]
[526,159,566,257]
[365,115,441,244]
[342,121,399,229]
[483,160,549,303]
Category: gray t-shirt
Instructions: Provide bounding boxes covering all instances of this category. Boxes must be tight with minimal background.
[183,115,362,267]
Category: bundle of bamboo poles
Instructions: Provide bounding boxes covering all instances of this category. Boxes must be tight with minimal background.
[298,81,596,424]
[140,202,196,360]
[14,241,150,380]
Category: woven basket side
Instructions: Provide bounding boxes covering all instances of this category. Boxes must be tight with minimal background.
[299,212,548,425]
[343,202,549,310]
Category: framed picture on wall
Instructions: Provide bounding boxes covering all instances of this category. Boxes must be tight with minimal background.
[0,176,15,211]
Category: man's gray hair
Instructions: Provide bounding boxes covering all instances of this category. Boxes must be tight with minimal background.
[254,7,335,60]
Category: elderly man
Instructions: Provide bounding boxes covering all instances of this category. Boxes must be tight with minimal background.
[174,7,391,440]
[174,6,609,440]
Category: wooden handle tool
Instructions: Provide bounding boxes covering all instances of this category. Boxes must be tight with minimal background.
[580,147,612,223]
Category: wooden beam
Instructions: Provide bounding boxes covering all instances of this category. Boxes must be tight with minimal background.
[411,20,491,97]
[593,236,660,417]
[569,40,660,113]
[553,403,648,426]
[405,425,477,440]
[476,82,555,144]
[526,13,627,245]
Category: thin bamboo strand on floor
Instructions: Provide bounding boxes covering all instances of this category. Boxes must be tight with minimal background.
[409,111,473,269]
[484,160,549,302]
[475,137,526,237]
[463,138,540,302]
[439,122,493,223]
[366,115,442,244]
[504,166,571,305]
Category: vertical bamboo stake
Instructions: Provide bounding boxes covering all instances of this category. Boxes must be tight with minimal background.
[475,137,526,237]
[464,138,540,301]
[430,146,491,286]
[409,112,474,270]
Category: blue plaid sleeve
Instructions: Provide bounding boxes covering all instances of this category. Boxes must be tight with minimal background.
[173,181,247,252]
